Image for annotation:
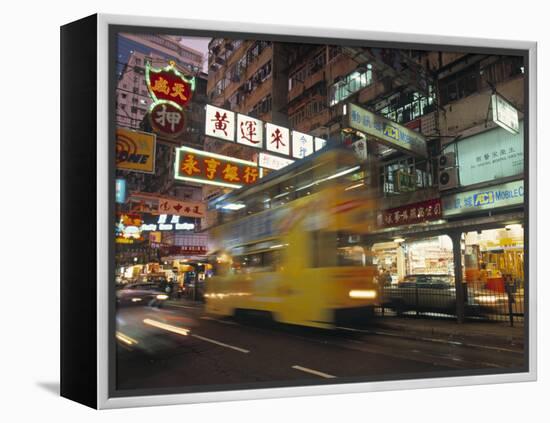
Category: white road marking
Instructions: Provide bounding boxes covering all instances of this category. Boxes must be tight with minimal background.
[191,334,250,353]
[292,365,336,379]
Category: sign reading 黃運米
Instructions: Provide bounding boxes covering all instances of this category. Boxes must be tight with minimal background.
[347,103,428,158]
[174,146,259,188]
[378,198,442,227]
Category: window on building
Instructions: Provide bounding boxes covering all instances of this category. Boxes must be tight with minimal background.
[380,157,434,196]
[329,66,373,106]
[439,64,480,105]
[289,67,306,91]
[377,89,435,124]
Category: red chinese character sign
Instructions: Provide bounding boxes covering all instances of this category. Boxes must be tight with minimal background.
[145,60,195,108]
[237,113,263,148]
[266,123,290,156]
[149,102,185,137]
[378,198,443,227]
[205,105,235,142]
[145,60,195,138]
[174,146,259,188]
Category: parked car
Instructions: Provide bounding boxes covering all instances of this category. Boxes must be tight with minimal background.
[381,274,510,317]
[116,283,170,308]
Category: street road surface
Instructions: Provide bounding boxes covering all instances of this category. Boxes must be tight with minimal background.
[115,302,524,392]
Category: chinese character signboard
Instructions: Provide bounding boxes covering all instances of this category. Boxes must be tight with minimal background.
[158,198,205,218]
[315,137,327,152]
[145,60,195,137]
[150,102,185,137]
[491,94,520,135]
[449,121,524,187]
[378,198,442,227]
[205,105,235,142]
[258,152,295,170]
[116,128,156,174]
[237,113,263,148]
[292,131,314,159]
[442,180,524,217]
[175,146,259,188]
[146,60,195,108]
[347,103,428,157]
[140,214,198,232]
[266,123,290,156]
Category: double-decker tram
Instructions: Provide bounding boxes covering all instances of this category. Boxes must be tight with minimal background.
[205,147,379,329]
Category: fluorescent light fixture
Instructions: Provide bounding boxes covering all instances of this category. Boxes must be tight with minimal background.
[222,203,246,210]
[393,238,405,243]
[326,166,360,180]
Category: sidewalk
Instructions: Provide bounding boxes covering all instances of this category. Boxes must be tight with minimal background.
[367,315,525,349]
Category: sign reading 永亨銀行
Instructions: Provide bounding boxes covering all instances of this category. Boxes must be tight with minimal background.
[174,145,259,189]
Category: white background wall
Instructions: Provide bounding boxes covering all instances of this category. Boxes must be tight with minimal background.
[1,0,547,421]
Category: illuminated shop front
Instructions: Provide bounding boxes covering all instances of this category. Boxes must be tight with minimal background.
[372,235,454,284]
[463,224,524,292]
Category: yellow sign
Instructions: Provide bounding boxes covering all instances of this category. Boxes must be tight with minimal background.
[116,128,156,174]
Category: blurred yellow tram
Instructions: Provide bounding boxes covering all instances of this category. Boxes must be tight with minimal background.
[205,148,380,329]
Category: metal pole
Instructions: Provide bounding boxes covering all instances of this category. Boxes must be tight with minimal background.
[450,231,465,323]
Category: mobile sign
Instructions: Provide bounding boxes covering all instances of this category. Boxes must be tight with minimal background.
[442,180,524,217]
[116,128,156,174]
[347,103,428,157]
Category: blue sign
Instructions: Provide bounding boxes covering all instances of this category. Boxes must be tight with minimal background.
[443,180,524,217]
[115,179,126,204]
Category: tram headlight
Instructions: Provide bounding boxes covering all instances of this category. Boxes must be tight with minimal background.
[349,289,377,299]
[156,294,169,300]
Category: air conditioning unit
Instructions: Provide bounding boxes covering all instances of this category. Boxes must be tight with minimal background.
[438,152,456,169]
[438,167,459,190]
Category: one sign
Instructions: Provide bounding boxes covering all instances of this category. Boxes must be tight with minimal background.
[451,121,524,187]
[315,137,327,152]
[116,128,156,174]
[115,179,126,204]
[348,103,428,157]
[237,114,263,148]
[205,105,235,142]
[158,198,205,218]
[378,198,442,227]
[292,131,314,159]
[266,123,290,156]
[174,146,259,188]
[149,101,185,137]
[491,94,520,134]
[258,152,295,171]
[145,60,195,108]
[442,180,524,217]
[160,245,208,256]
[351,138,368,161]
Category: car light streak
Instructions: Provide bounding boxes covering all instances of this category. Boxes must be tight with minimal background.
[116,331,138,345]
[143,318,190,336]
[349,289,377,299]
